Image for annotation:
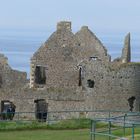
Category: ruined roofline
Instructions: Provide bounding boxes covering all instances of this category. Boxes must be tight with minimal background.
[33,21,133,63]
[75,25,111,61]
[57,21,109,52]
[31,21,111,62]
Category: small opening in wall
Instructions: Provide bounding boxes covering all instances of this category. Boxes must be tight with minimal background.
[35,66,46,85]
[78,67,82,86]
[89,56,98,61]
[87,79,95,88]
[128,96,136,112]
[1,100,16,120]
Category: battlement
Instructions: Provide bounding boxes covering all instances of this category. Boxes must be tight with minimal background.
[57,21,71,31]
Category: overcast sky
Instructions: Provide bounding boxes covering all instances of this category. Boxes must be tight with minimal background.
[0,0,140,32]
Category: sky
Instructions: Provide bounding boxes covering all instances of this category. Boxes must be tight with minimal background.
[0,0,140,76]
[0,0,140,32]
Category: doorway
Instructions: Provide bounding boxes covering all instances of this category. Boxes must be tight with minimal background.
[1,100,16,120]
[34,99,48,122]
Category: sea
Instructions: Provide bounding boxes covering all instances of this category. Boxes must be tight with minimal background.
[0,29,140,78]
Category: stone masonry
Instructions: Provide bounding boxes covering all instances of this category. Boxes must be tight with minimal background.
[0,21,140,119]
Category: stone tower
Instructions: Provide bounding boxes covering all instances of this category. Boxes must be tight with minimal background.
[121,33,131,63]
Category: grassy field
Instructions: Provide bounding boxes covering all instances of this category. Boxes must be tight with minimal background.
[0,119,140,140]
[0,129,90,140]
[0,119,90,130]
[0,129,140,140]
[0,119,108,130]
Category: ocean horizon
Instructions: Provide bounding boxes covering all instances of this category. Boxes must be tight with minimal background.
[0,29,140,78]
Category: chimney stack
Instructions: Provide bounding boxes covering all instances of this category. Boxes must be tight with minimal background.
[57,21,71,31]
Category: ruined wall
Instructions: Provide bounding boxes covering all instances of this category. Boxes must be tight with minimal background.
[0,86,85,120]
[30,21,111,88]
[0,53,27,89]
[29,21,140,115]
[0,54,27,116]
[0,21,140,120]
[30,21,81,88]
[75,26,111,62]
[81,60,140,111]
[121,33,131,63]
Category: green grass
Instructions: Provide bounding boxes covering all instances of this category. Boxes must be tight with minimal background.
[0,119,90,131]
[0,121,47,131]
[0,119,108,131]
[0,119,140,140]
[0,129,88,140]
[94,127,140,140]
[48,119,108,129]
[125,134,140,140]
[0,128,140,140]
[0,129,114,140]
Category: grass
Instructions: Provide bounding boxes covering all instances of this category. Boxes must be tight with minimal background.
[126,134,140,140]
[0,128,140,140]
[0,119,140,140]
[112,127,140,139]
[0,119,87,131]
[0,118,108,131]
[0,129,90,140]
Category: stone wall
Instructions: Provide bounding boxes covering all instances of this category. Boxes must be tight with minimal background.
[81,60,140,111]
[121,33,131,63]
[0,53,27,89]
[75,26,111,62]
[0,21,140,120]
[30,21,111,89]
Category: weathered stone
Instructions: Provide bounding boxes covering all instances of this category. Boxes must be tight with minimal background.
[0,53,27,89]
[0,21,140,120]
[121,33,131,63]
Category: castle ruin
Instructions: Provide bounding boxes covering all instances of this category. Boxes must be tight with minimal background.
[0,21,140,119]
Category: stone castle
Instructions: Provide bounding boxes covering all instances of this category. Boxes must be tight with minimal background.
[0,21,140,118]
